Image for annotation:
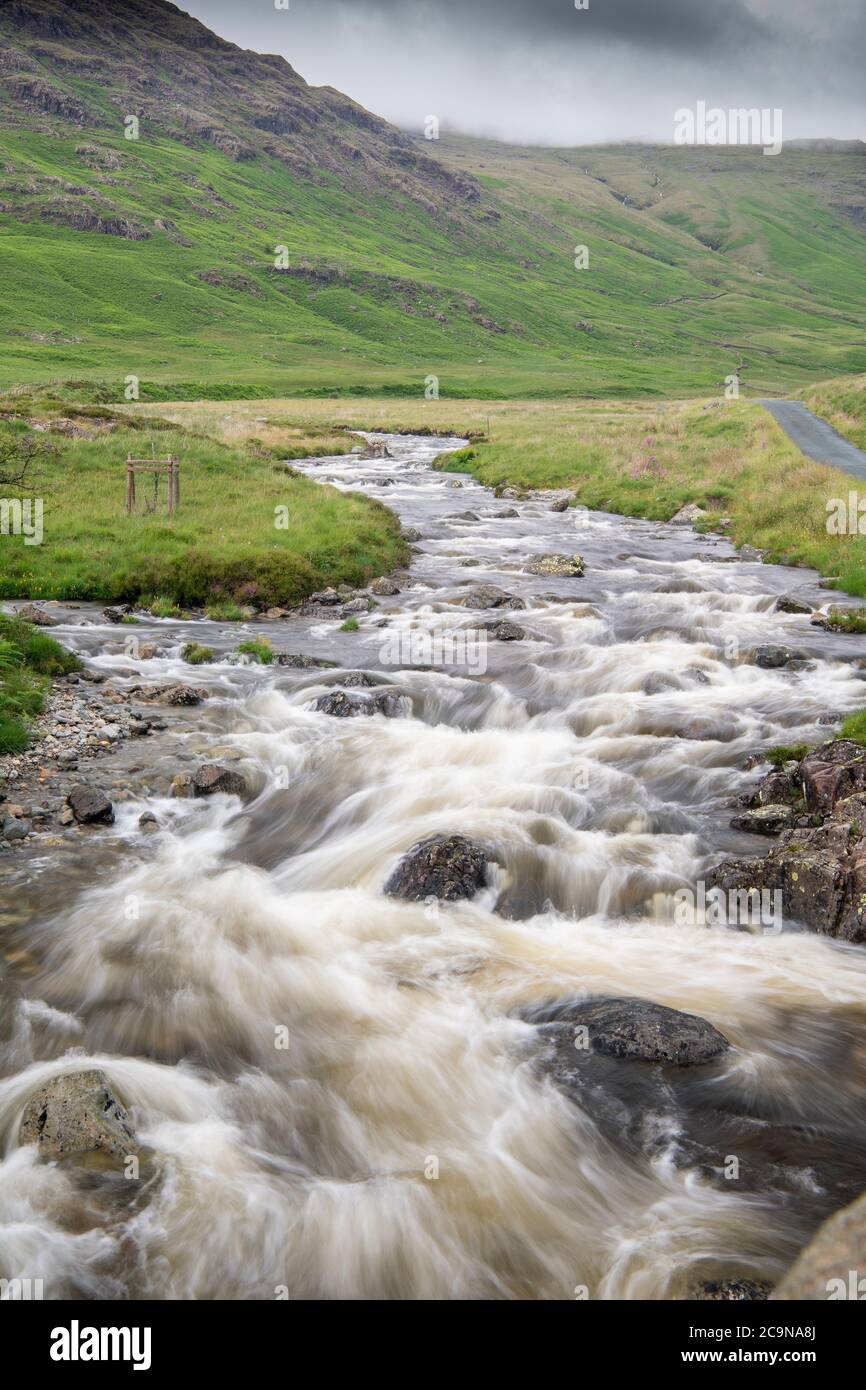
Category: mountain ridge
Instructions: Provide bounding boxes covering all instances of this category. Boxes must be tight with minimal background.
[0,0,865,397]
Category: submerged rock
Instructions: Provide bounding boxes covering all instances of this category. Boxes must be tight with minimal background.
[536,997,730,1067]
[459,585,525,611]
[384,833,490,902]
[19,1070,137,1159]
[696,1279,773,1301]
[641,671,682,695]
[525,553,585,578]
[67,785,114,825]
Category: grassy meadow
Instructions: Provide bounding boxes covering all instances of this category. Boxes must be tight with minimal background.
[0,401,405,607]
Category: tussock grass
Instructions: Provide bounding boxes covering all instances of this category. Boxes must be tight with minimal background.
[801,373,866,450]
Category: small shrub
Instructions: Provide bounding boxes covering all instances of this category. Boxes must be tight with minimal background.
[841,710,866,746]
[340,617,360,632]
[765,743,811,766]
[236,638,273,665]
[145,596,183,619]
[204,601,249,622]
[182,642,214,665]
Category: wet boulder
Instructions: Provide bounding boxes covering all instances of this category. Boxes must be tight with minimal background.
[195,764,246,797]
[774,595,813,615]
[67,785,114,825]
[311,690,404,719]
[19,1070,137,1159]
[308,587,341,606]
[743,764,799,809]
[525,553,585,578]
[494,507,520,518]
[801,740,866,815]
[730,805,797,835]
[459,585,525,611]
[338,671,376,688]
[17,603,58,627]
[276,653,338,669]
[706,809,866,942]
[481,620,526,642]
[550,498,570,513]
[151,683,208,707]
[772,1190,866,1300]
[536,997,730,1068]
[384,833,490,902]
[370,577,401,596]
[751,645,804,669]
[102,605,133,624]
[449,511,480,522]
[696,1280,772,1301]
[400,527,422,542]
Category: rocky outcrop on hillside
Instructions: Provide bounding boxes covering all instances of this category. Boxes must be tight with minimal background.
[0,0,482,217]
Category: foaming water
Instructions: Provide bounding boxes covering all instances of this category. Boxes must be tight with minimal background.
[2,432,866,1300]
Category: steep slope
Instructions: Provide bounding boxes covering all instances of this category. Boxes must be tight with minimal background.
[0,0,865,397]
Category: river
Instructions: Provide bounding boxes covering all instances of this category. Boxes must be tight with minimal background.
[1,431,866,1300]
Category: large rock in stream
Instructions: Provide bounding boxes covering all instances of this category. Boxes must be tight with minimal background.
[310,690,405,718]
[536,997,731,1068]
[19,1070,138,1159]
[458,585,525,611]
[384,834,491,902]
[772,1190,866,1300]
[525,553,585,578]
[712,740,866,941]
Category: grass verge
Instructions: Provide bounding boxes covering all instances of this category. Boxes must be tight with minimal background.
[0,614,80,753]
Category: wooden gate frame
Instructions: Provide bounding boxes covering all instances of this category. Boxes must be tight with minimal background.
[125,455,180,515]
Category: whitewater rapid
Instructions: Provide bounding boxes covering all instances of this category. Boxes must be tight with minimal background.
[2,432,866,1300]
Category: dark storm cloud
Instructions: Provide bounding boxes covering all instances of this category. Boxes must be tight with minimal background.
[312,0,773,55]
[179,1,866,145]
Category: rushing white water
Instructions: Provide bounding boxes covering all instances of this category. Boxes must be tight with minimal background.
[2,432,866,1300]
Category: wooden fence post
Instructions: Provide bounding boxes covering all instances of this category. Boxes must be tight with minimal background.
[126,456,136,514]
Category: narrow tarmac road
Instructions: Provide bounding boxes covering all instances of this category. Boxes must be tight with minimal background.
[760,400,866,481]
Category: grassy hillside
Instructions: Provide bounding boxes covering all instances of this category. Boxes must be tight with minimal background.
[801,373,866,449]
[1,0,865,398]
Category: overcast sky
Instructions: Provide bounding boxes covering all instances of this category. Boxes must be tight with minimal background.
[181,0,866,146]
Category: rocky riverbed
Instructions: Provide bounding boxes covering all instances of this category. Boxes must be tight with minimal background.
[2,431,866,1301]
